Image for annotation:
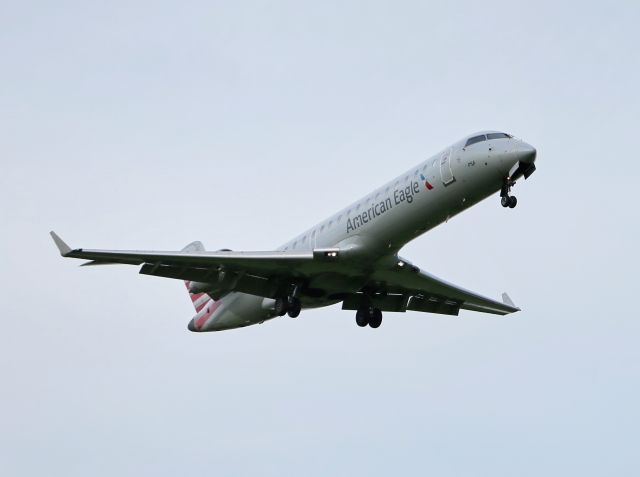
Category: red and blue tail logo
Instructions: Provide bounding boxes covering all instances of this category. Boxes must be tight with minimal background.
[181,241,222,331]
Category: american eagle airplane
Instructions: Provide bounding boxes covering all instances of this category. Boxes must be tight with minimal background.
[51,131,536,332]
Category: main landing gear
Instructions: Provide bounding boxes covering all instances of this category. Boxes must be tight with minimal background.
[275,296,302,318]
[500,178,518,209]
[355,306,383,329]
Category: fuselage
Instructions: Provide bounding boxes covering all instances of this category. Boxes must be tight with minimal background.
[191,131,537,331]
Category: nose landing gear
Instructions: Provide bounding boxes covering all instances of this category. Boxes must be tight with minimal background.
[501,178,518,209]
[501,195,517,208]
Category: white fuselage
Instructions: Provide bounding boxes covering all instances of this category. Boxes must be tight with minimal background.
[196,132,536,331]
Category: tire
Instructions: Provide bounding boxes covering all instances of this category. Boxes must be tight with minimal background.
[508,196,518,208]
[369,308,382,328]
[501,196,510,208]
[275,297,288,316]
[287,299,301,318]
[288,308,301,318]
[355,308,369,327]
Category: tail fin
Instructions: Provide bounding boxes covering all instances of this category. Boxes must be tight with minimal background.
[181,241,213,312]
[182,241,225,331]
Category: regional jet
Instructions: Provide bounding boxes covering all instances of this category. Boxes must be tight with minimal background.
[51,131,537,332]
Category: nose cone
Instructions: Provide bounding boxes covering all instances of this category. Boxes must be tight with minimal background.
[517,143,537,164]
[187,318,198,332]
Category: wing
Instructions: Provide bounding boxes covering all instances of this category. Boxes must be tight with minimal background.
[50,232,340,299]
[51,232,519,315]
[342,256,520,316]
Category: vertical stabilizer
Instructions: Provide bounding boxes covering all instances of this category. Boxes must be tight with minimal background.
[181,241,212,312]
[181,241,222,331]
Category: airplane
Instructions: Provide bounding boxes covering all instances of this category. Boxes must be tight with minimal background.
[51,130,537,332]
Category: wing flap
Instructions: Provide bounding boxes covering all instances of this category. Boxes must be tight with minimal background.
[341,293,461,315]
[342,293,408,312]
[138,263,275,299]
[407,296,460,316]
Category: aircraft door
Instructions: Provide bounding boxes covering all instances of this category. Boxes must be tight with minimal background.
[440,148,455,185]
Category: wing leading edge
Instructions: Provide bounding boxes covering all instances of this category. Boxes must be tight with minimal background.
[49,231,340,292]
[361,257,520,316]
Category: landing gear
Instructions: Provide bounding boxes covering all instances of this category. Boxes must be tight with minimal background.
[500,178,517,209]
[369,308,383,328]
[356,308,369,327]
[355,306,383,328]
[275,296,302,318]
[275,297,288,316]
[501,195,517,208]
[287,297,301,318]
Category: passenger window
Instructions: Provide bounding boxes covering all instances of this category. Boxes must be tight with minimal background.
[465,135,487,147]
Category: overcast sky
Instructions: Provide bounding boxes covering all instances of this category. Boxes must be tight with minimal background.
[2,1,639,475]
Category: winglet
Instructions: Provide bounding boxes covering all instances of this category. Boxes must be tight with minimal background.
[501,292,518,309]
[50,231,72,256]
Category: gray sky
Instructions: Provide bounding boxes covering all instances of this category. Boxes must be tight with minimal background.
[1,1,639,475]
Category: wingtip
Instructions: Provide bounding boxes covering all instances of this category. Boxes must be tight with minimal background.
[501,292,520,312]
[50,231,72,256]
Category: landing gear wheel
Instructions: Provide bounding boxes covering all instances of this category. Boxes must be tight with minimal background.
[274,297,288,316]
[501,177,517,209]
[355,308,369,327]
[369,308,383,328]
[287,298,301,318]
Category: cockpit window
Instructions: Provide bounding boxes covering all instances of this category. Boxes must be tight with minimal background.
[465,135,487,147]
[486,132,511,140]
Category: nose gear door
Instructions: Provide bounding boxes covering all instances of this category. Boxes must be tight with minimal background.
[440,148,455,185]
